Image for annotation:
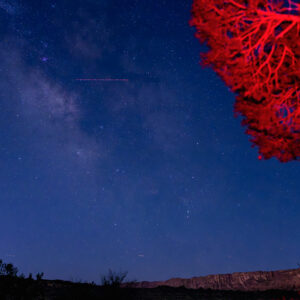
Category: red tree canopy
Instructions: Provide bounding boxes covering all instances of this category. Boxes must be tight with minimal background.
[190,0,300,162]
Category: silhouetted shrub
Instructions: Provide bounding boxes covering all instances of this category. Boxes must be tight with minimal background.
[101,269,128,288]
[36,272,44,281]
[0,259,18,277]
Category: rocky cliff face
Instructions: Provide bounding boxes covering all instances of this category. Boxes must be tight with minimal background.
[129,269,300,291]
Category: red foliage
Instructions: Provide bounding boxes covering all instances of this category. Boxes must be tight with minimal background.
[190,0,300,162]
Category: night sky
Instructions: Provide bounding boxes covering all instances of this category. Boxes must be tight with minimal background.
[0,0,300,284]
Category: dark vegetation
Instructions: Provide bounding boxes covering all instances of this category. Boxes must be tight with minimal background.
[0,259,300,299]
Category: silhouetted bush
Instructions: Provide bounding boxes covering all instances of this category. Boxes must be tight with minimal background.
[0,259,18,277]
[101,269,128,288]
[36,272,44,281]
[99,270,130,300]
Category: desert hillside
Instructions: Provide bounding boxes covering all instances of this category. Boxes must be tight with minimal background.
[129,268,300,291]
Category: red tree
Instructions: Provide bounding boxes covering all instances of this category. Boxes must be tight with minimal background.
[190,0,300,162]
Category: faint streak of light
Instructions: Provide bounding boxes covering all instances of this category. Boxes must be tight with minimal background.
[75,78,129,82]
[138,254,144,257]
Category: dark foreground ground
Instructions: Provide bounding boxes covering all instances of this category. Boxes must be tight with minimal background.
[1,277,300,300]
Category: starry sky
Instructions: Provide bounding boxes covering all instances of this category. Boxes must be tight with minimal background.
[0,0,300,284]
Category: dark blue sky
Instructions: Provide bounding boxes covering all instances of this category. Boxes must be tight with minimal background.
[0,0,300,283]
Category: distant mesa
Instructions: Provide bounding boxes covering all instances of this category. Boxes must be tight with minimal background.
[124,268,300,291]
